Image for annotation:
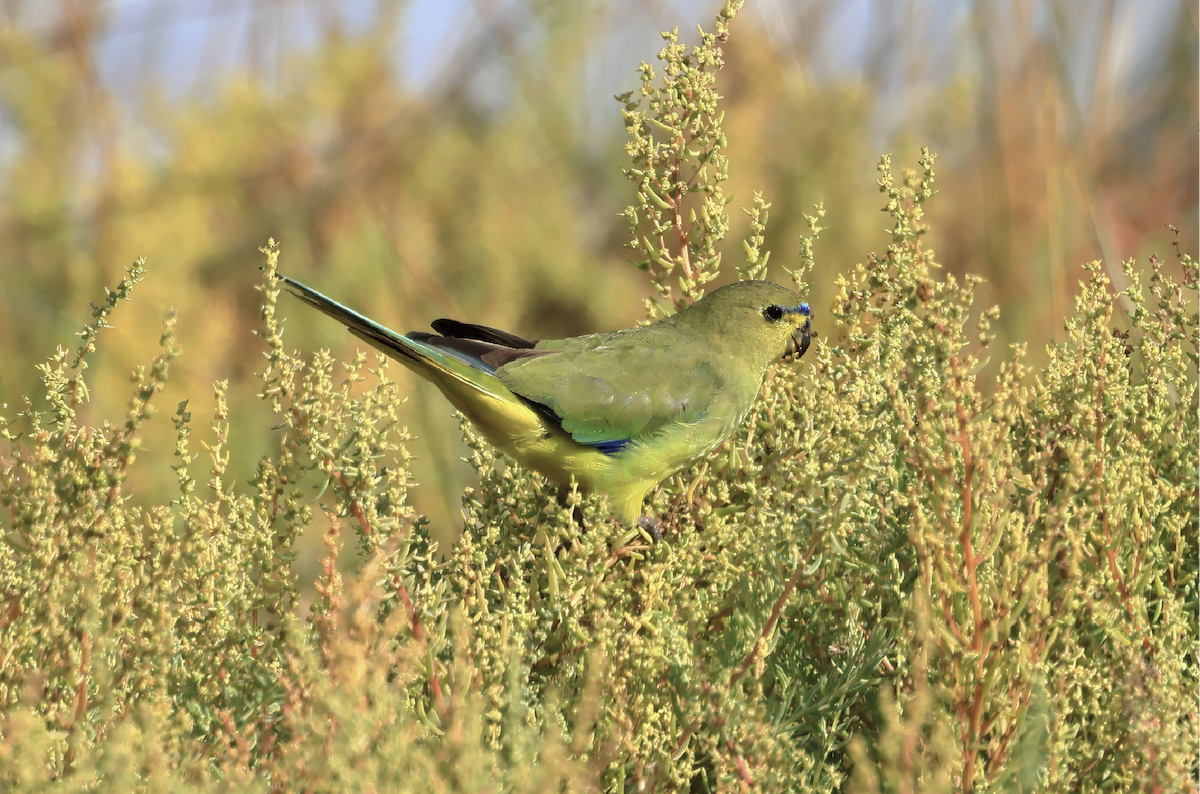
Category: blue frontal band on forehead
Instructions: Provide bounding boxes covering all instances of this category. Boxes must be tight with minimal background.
[763,302,812,322]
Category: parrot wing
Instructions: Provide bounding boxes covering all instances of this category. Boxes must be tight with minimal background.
[494,334,728,452]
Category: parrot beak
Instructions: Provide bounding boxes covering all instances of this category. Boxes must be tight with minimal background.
[783,316,813,361]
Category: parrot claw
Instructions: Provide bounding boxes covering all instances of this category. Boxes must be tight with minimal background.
[637,516,664,543]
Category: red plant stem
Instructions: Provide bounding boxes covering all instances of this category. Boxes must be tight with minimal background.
[332,468,371,536]
[734,753,753,786]
[393,575,424,641]
[730,547,810,688]
[429,664,447,714]
[954,379,985,794]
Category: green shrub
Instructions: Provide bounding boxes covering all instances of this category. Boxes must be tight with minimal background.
[1,5,1195,791]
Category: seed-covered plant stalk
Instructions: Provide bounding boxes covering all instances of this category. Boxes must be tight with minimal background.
[618,1,742,316]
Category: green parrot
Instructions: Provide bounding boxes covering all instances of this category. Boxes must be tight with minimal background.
[280,276,812,529]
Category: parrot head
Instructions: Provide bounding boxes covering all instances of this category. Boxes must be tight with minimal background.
[681,280,813,368]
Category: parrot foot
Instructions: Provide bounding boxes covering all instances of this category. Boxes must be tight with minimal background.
[636,516,663,543]
[611,516,663,552]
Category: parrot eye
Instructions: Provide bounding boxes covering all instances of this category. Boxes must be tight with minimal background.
[763,305,785,322]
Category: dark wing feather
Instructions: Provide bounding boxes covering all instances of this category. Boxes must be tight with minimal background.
[429,319,538,349]
[405,333,550,373]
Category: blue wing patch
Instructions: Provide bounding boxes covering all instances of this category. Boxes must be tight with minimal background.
[582,438,632,455]
[511,395,631,455]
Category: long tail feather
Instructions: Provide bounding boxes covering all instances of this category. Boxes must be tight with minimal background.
[279,275,415,359]
[277,275,510,401]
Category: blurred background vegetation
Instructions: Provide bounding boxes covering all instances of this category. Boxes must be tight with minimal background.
[0,0,1195,563]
